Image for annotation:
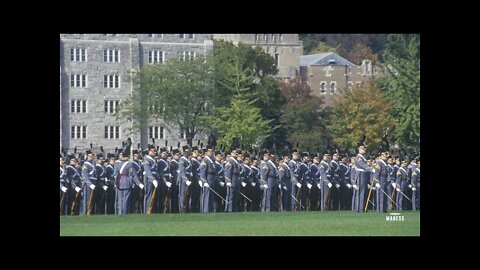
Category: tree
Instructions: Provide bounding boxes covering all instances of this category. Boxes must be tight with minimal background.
[117,53,218,146]
[208,45,278,150]
[299,34,388,62]
[330,81,395,153]
[212,40,286,149]
[308,42,339,54]
[213,40,283,116]
[208,98,274,150]
[278,77,330,151]
[378,34,420,156]
[344,42,378,65]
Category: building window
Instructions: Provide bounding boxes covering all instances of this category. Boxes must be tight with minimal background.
[148,50,165,64]
[272,34,276,43]
[71,125,87,139]
[179,34,185,38]
[362,60,372,76]
[255,34,259,43]
[149,126,164,139]
[104,49,120,63]
[104,126,120,139]
[148,34,154,37]
[180,127,186,139]
[104,100,119,114]
[70,48,87,62]
[279,34,283,41]
[71,99,87,113]
[320,82,327,94]
[188,34,194,39]
[264,34,268,43]
[182,51,195,61]
[274,53,279,67]
[347,81,353,90]
[324,66,333,77]
[104,74,120,88]
[70,74,87,88]
[330,82,336,93]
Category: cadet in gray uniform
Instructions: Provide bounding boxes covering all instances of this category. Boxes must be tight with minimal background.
[116,151,141,215]
[395,160,409,211]
[319,153,332,211]
[289,151,300,211]
[95,154,107,214]
[104,155,116,214]
[374,152,389,212]
[81,150,97,215]
[278,154,292,211]
[352,145,373,212]
[178,146,192,213]
[199,148,217,213]
[410,160,420,210]
[143,145,159,214]
[214,152,226,212]
[262,154,280,211]
[224,150,241,212]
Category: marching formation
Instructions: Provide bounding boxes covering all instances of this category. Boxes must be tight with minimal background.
[60,144,420,216]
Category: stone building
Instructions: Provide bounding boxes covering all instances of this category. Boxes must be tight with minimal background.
[299,52,383,107]
[60,34,213,154]
[212,34,303,80]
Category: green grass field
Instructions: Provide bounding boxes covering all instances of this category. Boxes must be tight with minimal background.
[60,211,420,236]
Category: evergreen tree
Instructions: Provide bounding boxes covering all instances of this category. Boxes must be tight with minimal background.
[378,34,420,156]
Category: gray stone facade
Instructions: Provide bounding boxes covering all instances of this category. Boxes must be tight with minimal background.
[212,34,303,79]
[60,34,213,154]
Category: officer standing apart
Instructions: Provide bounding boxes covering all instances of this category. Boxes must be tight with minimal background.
[353,145,373,212]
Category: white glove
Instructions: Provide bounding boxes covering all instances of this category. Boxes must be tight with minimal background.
[367,184,371,189]
[152,180,158,188]
[353,184,358,190]
[392,182,397,188]
[375,183,381,189]
[241,182,247,187]
[327,182,332,188]
[346,184,352,189]
[251,182,256,187]
[89,184,96,190]
[165,182,172,188]
[263,184,268,189]
[186,180,191,186]
[335,184,340,189]
[226,182,232,187]
[372,169,376,173]
[283,185,287,190]
[198,180,203,187]
[204,182,209,188]
[219,181,225,187]
[75,187,81,192]
[103,185,108,191]
[396,188,401,192]
[412,187,417,191]
[296,183,302,188]
[408,184,412,188]
[139,183,144,189]
[317,183,321,189]
[307,183,312,189]
[61,186,67,192]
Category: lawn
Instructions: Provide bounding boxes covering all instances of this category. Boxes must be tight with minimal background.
[60,211,419,236]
